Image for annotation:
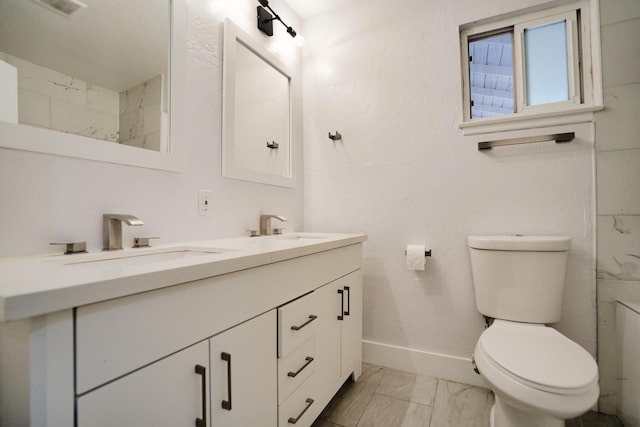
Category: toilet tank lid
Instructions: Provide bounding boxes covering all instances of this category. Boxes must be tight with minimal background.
[467,235,571,251]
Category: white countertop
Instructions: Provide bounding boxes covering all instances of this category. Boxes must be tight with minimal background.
[0,233,367,322]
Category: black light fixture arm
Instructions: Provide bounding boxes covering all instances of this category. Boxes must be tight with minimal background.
[257,0,297,37]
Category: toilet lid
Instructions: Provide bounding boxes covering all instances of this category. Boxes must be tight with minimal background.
[478,321,598,392]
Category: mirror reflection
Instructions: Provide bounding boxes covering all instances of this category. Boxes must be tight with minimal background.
[234,41,290,178]
[223,20,293,188]
[0,0,169,152]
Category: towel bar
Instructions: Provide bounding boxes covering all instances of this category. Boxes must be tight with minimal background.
[478,132,575,150]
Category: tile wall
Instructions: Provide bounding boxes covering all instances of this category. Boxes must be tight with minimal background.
[119,75,165,151]
[595,0,640,414]
[0,51,119,142]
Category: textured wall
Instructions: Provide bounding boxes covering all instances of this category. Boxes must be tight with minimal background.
[302,0,597,361]
[0,0,304,257]
[594,0,640,414]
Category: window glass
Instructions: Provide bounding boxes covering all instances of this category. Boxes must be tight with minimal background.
[468,32,514,119]
[524,20,569,105]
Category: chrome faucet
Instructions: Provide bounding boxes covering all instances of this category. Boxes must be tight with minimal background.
[103,214,144,250]
[260,214,287,236]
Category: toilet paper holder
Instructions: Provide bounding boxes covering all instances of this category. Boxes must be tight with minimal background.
[405,249,432,257]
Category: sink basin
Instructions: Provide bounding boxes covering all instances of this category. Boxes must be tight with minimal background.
[45,247,228,270]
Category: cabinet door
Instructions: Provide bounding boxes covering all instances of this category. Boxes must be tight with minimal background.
[314,279,343,394]
[341,271,363,381]
[210,310,277,427]
[77,341,209,427]
[315,271,363,394]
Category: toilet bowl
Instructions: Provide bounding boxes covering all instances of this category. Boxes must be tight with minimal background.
[474,320,599,427]
[467,235,600,426]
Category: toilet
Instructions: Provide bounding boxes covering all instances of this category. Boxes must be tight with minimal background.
[468,235,599,427]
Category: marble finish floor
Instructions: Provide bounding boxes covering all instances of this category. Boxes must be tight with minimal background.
[312,364,623,427]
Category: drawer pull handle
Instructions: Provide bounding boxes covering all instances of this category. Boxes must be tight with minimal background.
[288,398,314,424]
[344,286,351,316]
[194,365,207,427]
[287,356,314,378]
[337,289,344,320]
[290,315,318,331]
[221,352,232,410]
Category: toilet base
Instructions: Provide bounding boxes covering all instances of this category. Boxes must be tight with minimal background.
[492,396,564,427]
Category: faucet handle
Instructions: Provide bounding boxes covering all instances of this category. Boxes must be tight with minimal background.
[133,237,159,248]
[273,227,285,235]
[50,241,87,254]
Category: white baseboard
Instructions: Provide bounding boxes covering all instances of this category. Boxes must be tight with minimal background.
[362,340,488,388]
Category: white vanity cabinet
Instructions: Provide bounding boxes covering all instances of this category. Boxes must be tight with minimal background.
[0,237,365,427]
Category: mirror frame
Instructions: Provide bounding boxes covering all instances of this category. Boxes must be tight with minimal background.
[0,0,185,172]
[222,19,295,188]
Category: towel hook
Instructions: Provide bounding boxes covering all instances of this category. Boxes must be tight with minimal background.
[328,131,342,141]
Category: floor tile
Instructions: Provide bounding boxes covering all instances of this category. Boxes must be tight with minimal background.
[429,379,494,427]
[311,419,344,427]
[313,364,624,427]
[320,365,385,427]
[375,369,438,406]
[356,394,432,427]
[567,410,625,427]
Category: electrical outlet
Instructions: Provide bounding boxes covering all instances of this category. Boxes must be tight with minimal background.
[198,190,212,216]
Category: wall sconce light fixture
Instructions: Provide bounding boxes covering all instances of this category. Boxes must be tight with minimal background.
[257,0,297,38]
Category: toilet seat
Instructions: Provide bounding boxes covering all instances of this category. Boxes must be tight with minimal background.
[476,320,598,395]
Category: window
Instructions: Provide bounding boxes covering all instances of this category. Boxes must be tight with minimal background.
[459,0,603,135]
[468,31,514,119]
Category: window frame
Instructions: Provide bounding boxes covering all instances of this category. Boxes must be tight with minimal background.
[514,10,580,113]
[459,0,603,136]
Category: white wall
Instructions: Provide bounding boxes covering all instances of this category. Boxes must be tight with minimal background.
[594,0,640,414]
[0,0,304,258]
[302,0,597,368]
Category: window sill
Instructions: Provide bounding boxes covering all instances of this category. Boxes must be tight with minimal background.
[458,105,604,136]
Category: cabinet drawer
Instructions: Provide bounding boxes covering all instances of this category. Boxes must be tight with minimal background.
[278,373,321,427]
[278,336,315,404]
[278,292,320,357]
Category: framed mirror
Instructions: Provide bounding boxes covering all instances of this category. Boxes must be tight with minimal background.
[0,0,183,171]
[222,19,294,188]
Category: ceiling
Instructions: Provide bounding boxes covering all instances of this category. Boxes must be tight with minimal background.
[286,0,355,19]
[0,0,168,92]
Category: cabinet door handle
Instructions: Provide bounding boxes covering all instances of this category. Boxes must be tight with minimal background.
[221,352,232,410]
[344,286,351,316]
[194,365,207,427]
[287,398,314,424]
[290,315,318,331]
[287,356,314,378]
[337,289,344,320]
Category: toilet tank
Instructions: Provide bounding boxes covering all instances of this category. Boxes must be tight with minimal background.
[467,235,571,323]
